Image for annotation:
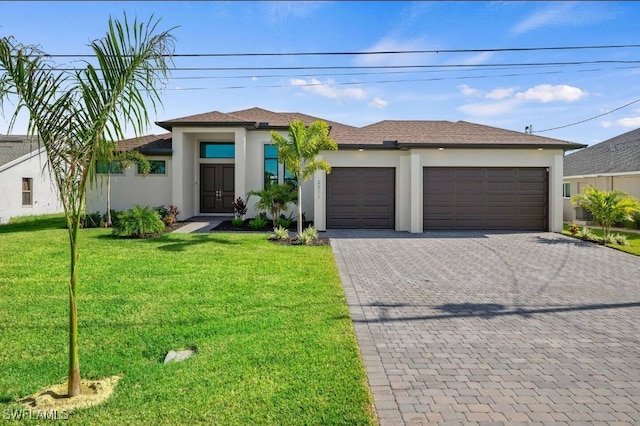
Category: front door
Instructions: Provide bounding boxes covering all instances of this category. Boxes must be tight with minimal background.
[200,164,234,213]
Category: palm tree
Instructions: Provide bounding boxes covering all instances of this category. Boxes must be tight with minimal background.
[248,183,297,228]
[270,119,338,234]
[0,15,175,397]
[571,186,640,242]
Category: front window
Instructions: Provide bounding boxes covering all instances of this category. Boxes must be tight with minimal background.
[264,145,297,189]
[22,178,32,206]
[200,142,234,159]
[139,160,166,175]
[96,161,124,174]
[563,182,571,198]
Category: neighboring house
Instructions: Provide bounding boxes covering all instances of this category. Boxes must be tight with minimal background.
[563,127,640,222]
[0,135,62,224]
[87,107,584,233]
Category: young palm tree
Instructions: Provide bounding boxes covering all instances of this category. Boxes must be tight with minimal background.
[571,186,640,242]
[0,15,175,397]
[248,183,297,228]
[270,119,338,234]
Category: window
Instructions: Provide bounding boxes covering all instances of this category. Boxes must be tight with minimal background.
[563,182,571,198]
[22,178,33,206]
[200,142,234,158]
[96,161,124,174]
[139,160,166,175]
[264,145,297,189]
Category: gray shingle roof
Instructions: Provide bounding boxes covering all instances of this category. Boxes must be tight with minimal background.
[564,127,640,176]
[0,135,40,167]
[116,133,172,155]
[148,107,585,152]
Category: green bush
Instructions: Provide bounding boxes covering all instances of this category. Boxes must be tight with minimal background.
[612,233,630,246]
[102,209,123,228]
[80,212,103,228]
[112,205,165,238]
[277,214,293,229]
[248,216,269,230]
[231,217,245,228]
[576,226,598,243]
[296,225,318,245]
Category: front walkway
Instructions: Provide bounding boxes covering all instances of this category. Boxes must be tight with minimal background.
[331,231,640,425]
[172,216,232,233]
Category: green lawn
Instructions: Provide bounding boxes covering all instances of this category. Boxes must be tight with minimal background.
[0,216,377,425]
[562,223,640,256]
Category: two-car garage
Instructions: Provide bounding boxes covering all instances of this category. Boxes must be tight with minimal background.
[326,166,549,231]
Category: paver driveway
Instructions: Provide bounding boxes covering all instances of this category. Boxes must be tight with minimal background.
[329,231,640,425]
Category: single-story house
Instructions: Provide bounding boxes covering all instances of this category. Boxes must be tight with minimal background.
[0,135,62,224]
[563,127,640,222]
[87,107,585,233]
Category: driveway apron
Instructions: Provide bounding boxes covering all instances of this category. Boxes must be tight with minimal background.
[329,231,640,425]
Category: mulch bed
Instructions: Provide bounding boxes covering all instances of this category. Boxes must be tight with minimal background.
[211,220,330,246]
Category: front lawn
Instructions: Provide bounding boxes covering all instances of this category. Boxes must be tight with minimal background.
[0,216,376,425]
[562,223,640,256]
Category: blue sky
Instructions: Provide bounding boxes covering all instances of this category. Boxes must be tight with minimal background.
[1,1,640,146]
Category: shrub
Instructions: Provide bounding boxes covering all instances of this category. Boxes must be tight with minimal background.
[576,226,598,243]
[612,233,630,246]
[80,212,103,228]
[102,209,123,228]
[154,205,180,226]
[112,205,165,238]
[231,196,248,219]
[568,223,580,236]
[272,225,290,240]
[231,217,245,228]
[153,205,170,222]
[296,225,318,245]
[277,215,293,229]
[248,216,268,230]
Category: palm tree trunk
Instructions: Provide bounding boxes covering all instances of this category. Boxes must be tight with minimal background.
[67,216,81,397]
[297,183,303,235]
[106,175,112,227]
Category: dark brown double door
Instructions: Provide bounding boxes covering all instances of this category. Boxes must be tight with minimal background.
[200,164,234,213]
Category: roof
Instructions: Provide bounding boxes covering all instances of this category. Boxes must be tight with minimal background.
[147,107,585,152]
[564,127,640,176]
[0,135,41,168]
[116,133,173,155]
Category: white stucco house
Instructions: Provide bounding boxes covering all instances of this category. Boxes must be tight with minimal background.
[87,107,585,233]
[0,135,62,224]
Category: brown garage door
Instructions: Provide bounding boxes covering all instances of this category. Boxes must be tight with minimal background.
[423,167,548,230]
[327,167,395,229]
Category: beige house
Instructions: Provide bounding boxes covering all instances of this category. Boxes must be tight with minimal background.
[87,107,584,233]
[563,127,640,222]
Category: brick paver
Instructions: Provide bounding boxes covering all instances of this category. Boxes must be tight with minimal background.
[328,231,640,426]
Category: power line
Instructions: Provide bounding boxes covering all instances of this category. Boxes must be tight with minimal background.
[533,97,640,133]
[40,43,640,58]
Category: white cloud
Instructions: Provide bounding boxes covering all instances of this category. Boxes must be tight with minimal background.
[511,2,619,35]
[262,1,326,23]
[458,84,481,97]
[616,116,640,128]
[515,84,586,103]
[368,97,388,109]
[486,88,515,100]
[458,99,520,117]
[454,51,495,66]
[601,121,612,128]
[511,3,574,35]
[355,37,437,67]
[290,78,367,101]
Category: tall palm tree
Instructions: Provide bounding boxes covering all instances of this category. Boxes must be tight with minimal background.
[270,119,337,234]
[0,15,175,397]
[571,186,640,242]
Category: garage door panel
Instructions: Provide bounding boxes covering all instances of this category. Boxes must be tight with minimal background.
[424,167,548,231]
[327,167,395,229]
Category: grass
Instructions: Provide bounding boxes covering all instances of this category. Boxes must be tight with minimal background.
[0,215,376,425]
[562,223,640,256]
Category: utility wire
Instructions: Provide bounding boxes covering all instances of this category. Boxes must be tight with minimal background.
[41,43,640,58]
[533,97,640,133]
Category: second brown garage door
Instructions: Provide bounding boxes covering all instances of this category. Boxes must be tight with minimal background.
[423,167,548,230]
[327,167,395,229]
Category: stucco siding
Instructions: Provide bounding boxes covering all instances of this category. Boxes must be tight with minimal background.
[0,149,62,224]
[563,173,640,222]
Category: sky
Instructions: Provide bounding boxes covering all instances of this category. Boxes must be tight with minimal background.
[1,1,640,146]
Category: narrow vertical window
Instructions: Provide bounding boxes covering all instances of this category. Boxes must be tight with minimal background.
[264,145,279,188]
[22,178,33,206]
[563,182,571,198]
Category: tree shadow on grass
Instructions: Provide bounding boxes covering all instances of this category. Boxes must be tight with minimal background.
[152,235,240,252]
[0,216,66,234]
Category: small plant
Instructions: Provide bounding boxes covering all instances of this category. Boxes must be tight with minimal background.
[612,233,630,246]
[80,212,102,228]
[296,225,318,245]
[154,205,170,222]
[112,205,165,238]
[231,196,248,219]
[277,215,293,229]
[272,225,290,240]
[576,226,598,243]
[154,205,180,226]
[248,216,269,230]
[568,223,580,236]
[102,209,122,228]
[231,217,245,228]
